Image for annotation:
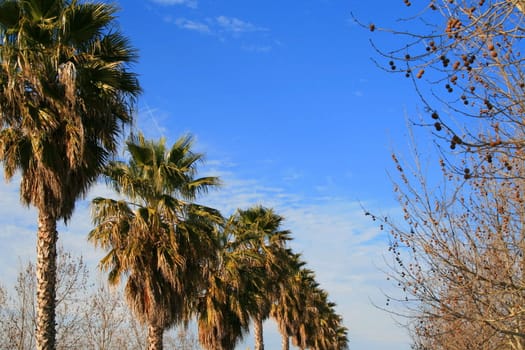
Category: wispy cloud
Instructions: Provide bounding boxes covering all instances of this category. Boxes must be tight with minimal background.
[170,15,273,51]
[172,16,265,36]
[159,12,276,53]
[174,18,210,34]
[215,16,266,33]
[149,0,198,8]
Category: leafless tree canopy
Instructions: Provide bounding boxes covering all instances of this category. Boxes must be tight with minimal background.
[362,1,525,348]
[364,0,525,170]
[0,249,200,350]
[379,145,525,349]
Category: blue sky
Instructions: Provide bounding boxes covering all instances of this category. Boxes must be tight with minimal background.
[0,1,436,349]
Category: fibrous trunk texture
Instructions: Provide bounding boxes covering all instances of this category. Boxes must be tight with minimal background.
[147,324,164,350]
[36,212,58,350]
[254,315,264,350]
[281,333,290,350]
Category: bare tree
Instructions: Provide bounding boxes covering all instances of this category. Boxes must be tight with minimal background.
[55,250,90,350]
[84,282,132,350]
[165,327,201,350]
[0,284,8,349]
[3,261,39,350]
[361,0,525,172]
[0,249,90,350]
[83,281,202,350]
[0,249,202,350]
[358,2,525,348]
[376,141,525,349]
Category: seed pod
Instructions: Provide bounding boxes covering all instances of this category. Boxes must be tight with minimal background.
[452,135,462,144]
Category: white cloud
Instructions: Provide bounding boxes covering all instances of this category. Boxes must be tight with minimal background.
[174,18,210,33]
[215,16,266,33]
[172,16,266,37]
[168,15,273,52]
[150,0,198,8]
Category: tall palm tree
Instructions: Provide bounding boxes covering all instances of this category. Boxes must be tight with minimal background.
[0,1,140,348]
[284,266,320,350]
[197,206,291,350]
[270,252,307,350]
[231,206,291,350]
[196,269,252,350]
[89,133,221,350]
[271,257,349,350]
[197,219,257,350]
[305,288,349,350]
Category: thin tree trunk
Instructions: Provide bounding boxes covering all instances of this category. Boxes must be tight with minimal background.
[281,333,289,350]
[254,315,264,350]
[36,211,58,350]
[147,324,164,350]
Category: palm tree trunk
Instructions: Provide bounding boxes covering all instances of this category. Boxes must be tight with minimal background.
[281,333,289,350]
[147,324,164,350]
[254,315,264,350]
[36,211,58,350]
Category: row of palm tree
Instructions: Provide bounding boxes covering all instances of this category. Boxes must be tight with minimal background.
[0,0,348,349]
[89,132,348,350]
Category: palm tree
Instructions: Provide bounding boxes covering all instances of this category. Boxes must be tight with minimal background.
[197,206,292,350]
[305,288,349,350]
[270,252,307,350]
[197,270,251,350]
[231,206,291,350]
[285,267,320,350]
[89,133,221,350]
[271,256,349,350]
[197,219,257,350]
[0,1,140,348]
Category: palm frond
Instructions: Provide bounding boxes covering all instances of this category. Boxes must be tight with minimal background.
[90,132,221,334]
[64,3,116,45]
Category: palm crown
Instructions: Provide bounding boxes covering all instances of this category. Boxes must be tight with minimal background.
[0,0,141,219]
[90,133,222,350]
